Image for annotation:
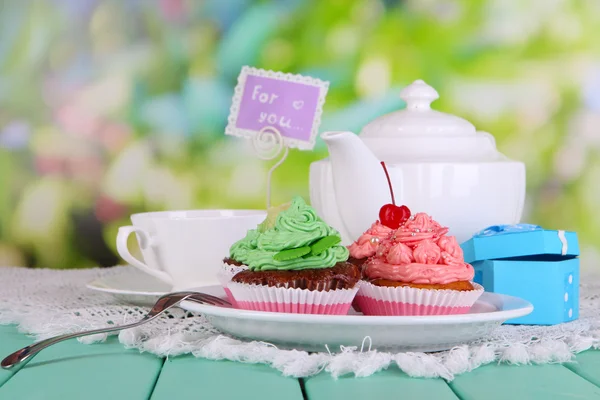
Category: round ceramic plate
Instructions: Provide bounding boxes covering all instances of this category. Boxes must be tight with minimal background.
[86,268,170,306]
[181,291,533,353]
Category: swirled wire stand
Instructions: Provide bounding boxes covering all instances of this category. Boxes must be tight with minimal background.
[251,126,289,208]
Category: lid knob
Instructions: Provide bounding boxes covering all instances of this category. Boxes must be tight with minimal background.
[359,78,479,140]
[400,80,439,111]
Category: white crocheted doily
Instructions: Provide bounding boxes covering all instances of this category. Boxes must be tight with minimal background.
[0,266,598,380]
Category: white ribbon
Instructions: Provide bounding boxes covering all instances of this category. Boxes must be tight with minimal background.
[557,230,568,256]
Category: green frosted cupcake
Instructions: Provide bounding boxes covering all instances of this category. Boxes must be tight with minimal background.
[222,197,361,314]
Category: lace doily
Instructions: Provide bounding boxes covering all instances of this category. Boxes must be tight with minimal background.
[0,266,599,380]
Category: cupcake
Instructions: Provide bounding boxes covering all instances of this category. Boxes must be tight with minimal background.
[219,202,292,301]
[354,212,483,316]
[223,196,361,314]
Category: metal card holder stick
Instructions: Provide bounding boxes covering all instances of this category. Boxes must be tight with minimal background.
[252,126,289,208]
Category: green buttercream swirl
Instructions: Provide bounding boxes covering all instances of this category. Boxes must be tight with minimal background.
[229,197,349,271]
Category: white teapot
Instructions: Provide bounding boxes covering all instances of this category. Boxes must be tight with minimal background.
[309,79,526,245]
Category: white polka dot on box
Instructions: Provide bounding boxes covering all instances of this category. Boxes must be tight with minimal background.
[461,226,579,325]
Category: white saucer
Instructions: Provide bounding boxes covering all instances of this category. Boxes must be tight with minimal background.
[181,291,533,353]
[86,267,225,306]
[86,268,171,306]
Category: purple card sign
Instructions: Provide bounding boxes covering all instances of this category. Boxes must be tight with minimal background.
[225,66,329,150]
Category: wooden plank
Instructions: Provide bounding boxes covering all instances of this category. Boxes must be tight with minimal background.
[0,325,163,400]
[0,325,33,387]
[449,363,600,400]
[151,355,304,400]
[303,366,458,400]
[564,349,600,387]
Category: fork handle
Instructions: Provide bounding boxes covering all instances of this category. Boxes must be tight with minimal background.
[1,319,147,370]
[1,292,224,370]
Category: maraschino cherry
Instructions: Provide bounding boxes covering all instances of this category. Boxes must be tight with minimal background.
[379,161,411,229]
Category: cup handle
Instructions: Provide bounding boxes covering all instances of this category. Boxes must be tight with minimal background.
[116,226,173,285]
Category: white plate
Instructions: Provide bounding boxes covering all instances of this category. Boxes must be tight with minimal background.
[181,291,533,353]
[86,268,170,306]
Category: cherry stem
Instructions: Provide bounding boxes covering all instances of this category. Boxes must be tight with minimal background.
[380,161,395,205]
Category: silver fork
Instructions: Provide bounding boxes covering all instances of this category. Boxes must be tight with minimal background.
[1,291,231,370]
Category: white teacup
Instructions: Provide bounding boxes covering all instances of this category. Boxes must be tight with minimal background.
[116,210,266,290]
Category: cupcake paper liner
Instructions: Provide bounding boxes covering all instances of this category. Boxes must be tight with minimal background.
[355,281,484,316]
[219,262,248,282]
[218,262,249,306]
[226,281,360,314]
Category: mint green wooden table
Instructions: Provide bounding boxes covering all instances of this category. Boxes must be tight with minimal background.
[2,324,600,400]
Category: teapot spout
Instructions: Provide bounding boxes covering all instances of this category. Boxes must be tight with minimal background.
[320,131,391,242]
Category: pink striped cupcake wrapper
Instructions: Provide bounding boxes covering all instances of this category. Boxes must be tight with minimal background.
[226,281,360,315]
[355,281,484,316]
[218,262,249,307]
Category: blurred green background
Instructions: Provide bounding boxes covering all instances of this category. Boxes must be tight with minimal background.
[0,0,599,269]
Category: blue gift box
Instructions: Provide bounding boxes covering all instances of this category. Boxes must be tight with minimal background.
[461,225,579,325]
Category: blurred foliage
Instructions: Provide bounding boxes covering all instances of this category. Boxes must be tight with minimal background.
[0,0,599,269]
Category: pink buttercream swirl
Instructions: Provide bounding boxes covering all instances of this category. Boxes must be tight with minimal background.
[363,213,474,285]
[386,242,414,265]
[393,213,449,245]
[348,221,393,259]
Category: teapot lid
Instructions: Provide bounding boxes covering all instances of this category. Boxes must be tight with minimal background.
[360,80,476,138]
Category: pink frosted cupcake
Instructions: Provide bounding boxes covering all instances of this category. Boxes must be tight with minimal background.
[348,161,483,315]
[354,212,483,316]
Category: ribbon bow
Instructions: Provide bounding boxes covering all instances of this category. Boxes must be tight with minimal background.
[474,224,542,238]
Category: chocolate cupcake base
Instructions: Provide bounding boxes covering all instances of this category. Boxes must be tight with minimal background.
[347,256,367,268]
[223,257,245,267]
[231,262,360,291]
